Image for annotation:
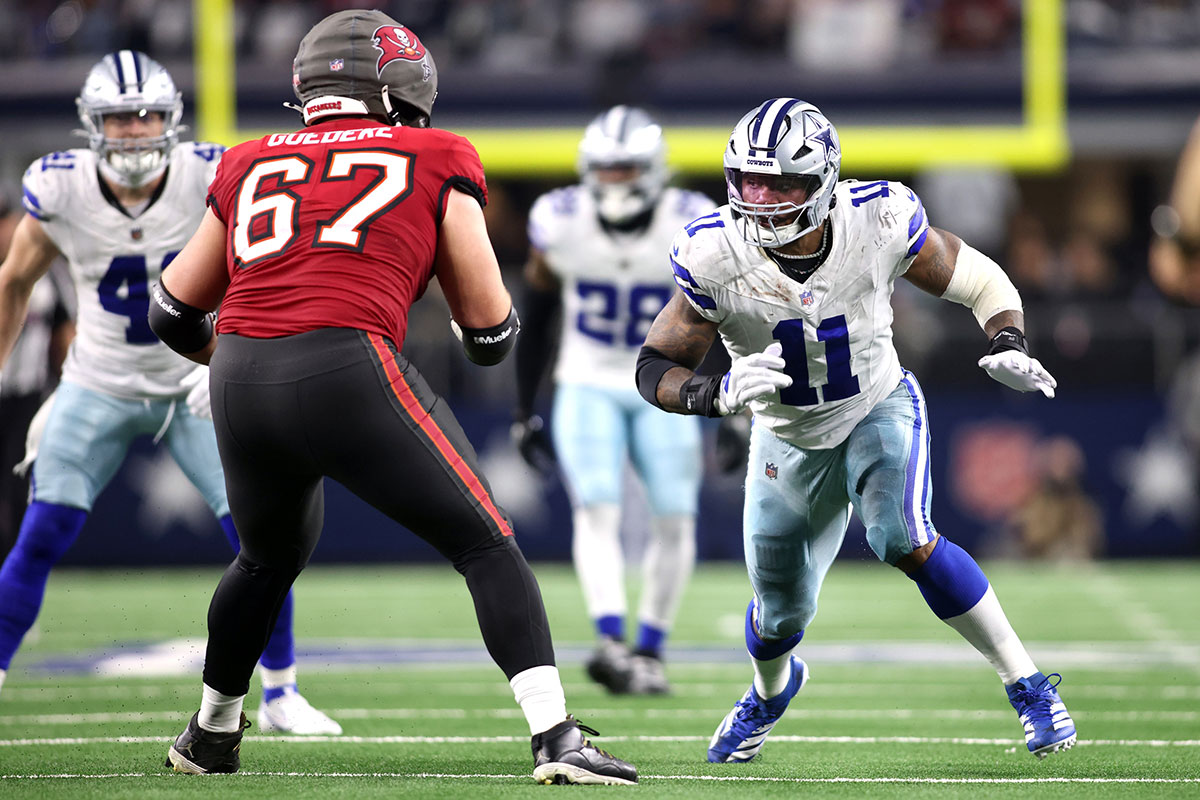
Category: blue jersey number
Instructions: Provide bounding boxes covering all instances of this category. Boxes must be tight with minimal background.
[848,180,890,207]
[98,253,177,344]
[772,315,860,406]
[576,282,671,348]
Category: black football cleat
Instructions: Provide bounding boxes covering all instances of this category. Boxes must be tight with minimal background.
[531,715,638,785]
[165,711,251,774]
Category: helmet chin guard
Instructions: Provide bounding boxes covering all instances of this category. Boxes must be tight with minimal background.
[723,98,841,248]
[75,50,182,188]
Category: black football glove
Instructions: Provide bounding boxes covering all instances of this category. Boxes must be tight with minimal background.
[714,412,752,474]
[512,414,557,475]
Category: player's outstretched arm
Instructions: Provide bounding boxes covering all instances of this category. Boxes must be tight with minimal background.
[904,226,1056,397]
[150,208,229,365]
[0,214,60,372]
[511,247,561,472]
[436,188,519,366]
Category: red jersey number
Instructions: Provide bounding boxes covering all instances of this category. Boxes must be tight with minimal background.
[231,150,414,267]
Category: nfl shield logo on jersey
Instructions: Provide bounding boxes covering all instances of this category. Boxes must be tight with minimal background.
[800,289,814,306]
[329,58,344,71]
[765,462,778,480]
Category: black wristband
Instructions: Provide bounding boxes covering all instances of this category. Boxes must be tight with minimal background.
[679,374,724,418]
[987,326,1028,356]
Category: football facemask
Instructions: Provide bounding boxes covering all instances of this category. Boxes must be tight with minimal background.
[578,106,669,225]
[724,98,841,248]
[76,50,182,188]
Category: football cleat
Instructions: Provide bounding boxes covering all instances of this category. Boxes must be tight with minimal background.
[1006,671,1077,759]
[627,652,670,695]
[165,711,250,774]
[531,715,638,785]
[708,656,809,763]
[585,638,633,694]
[256,687,343,735]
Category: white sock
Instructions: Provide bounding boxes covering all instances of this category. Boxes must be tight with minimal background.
[571,504,626,620]
[0,668,6,694]
[509,665,567,735]
[943,585,1038,684]
[260,664,298,691]
[752,648,798,700]
[198,683,246,733]
[637,514,696,631]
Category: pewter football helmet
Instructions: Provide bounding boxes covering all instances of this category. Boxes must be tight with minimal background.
[76,50,182,187]
[724,98,841,247]
[578,106,668,225]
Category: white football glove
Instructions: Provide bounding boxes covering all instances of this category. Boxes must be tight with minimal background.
[977,350,1057,398]
[14,389,56,478]
[716,342,793,415]
[180,365,212,420]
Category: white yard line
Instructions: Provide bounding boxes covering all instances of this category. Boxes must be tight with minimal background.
[1,770,1198,784]
[3,707,1198,725]
[2,733,1198,747]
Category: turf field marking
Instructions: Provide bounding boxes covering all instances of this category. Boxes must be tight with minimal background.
[1088,572,1200,677]
[7,680,1200,702]
[3,734,1198,748]
[5,707,1198,725]
[2,771,1200,784]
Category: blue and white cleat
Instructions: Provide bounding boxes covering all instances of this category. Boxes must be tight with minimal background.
[707,656,808,763]
[1006,671,1077,759]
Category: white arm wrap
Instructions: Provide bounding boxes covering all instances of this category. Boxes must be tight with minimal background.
[940,243,1022,330]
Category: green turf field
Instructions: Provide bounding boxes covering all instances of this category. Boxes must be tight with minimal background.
[1,560,1197,798]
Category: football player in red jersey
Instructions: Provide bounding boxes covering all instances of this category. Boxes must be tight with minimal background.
[149,9,636,786]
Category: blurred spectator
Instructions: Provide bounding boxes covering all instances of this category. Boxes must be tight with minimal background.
[915,167,1019,259]
[1150,115,1200,304]
[1008,436,1104,561]
[0,185,74,560]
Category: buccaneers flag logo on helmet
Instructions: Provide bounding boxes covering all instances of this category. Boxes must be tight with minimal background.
[372,25,426,76]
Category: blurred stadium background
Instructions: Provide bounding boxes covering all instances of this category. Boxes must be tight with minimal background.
[1,0,1198,569]
[3,2,1200,795]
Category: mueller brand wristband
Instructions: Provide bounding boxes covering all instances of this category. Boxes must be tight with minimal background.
[148,281,214,355]
[456,306,520,366]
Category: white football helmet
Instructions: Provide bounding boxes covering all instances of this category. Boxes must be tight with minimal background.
[578,106,669,225]
[724,98,841,248]
[76,51,183,188]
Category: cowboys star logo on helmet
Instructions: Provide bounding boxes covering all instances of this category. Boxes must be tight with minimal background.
[372,25,426,76]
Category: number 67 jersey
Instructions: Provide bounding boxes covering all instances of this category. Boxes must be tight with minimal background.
[670,179,929,450]
[21,142,223,399]
[208,118,488,348]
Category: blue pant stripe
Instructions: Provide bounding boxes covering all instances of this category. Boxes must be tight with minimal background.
[900,372,934,549]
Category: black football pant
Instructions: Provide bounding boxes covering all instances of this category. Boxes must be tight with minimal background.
[202,328,555,696]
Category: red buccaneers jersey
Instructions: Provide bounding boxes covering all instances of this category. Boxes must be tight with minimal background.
[208,117,488,346]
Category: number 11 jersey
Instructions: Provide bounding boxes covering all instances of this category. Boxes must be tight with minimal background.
[669,179,929,450]
[208,117,487,348]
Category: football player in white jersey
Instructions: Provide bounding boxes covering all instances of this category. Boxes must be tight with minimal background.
[0,51,339,735]
[636,99,1076,761]
[514,107,717,694]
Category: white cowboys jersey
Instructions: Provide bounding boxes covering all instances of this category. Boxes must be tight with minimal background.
[670,179,929,449]
[21,141,224,399]
[528,185,716,389]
